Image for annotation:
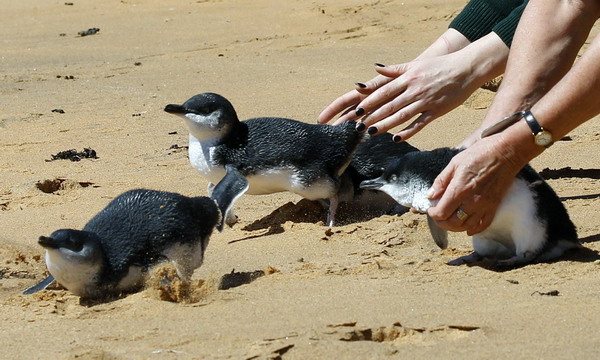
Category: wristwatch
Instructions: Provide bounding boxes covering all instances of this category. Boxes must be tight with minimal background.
[480,110,554,148]
[523,110,554,148]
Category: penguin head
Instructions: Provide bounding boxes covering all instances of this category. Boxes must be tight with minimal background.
[359,157,428,209]
[164,92,239,142]
[38,229,105,297]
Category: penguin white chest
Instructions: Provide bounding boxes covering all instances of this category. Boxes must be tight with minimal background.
[244,169,335,199]
[188,136,226,184]
[44,250,101,297]
[475,178,546,256]
[379,178,434,213]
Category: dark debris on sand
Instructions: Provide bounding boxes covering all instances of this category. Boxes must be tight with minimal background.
[48,148,98,162]
[78,28,100,37]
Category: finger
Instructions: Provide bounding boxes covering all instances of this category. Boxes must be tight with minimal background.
[433,215,466,232]
[467,211,495,236]
[318,90,366,124]
[340,105,358,118]
[374,62,409,77]
[428,161,456,203]
[361,101,423,135]
[354,78,408,119]
[356,74,394,95]
[392,112,437,142]
[463,209,484,235]
[429,183,465,223]
[333,105,361,125]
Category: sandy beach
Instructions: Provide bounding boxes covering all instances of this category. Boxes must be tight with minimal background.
[2,0,600,358]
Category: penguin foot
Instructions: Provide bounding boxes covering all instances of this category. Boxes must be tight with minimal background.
[447,252,483,266]
[225,212,239,227]
[22,275,56,295]
[326,195,339,227]
[494,252,536,268]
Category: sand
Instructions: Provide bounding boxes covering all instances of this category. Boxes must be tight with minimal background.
[2,0,600,359]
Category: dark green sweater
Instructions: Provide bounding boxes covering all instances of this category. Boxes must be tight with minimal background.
[449,0,528,47]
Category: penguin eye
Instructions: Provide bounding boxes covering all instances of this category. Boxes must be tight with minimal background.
[67,235,85,252]
[389,175,397,182]
[198,106,212,115]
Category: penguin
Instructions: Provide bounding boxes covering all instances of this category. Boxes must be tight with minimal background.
[338,132,419,210]
[23,178,246,298]
[360,147,580,267]
[164,92,365,227]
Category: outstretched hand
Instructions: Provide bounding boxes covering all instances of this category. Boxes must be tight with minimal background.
[318,53,483,141]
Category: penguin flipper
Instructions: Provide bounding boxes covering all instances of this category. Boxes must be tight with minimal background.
[22,275,56,295]
[427,215,448,249]
[211,165,249,231]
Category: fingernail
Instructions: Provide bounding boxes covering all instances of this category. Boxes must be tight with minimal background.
[392,135,402,143]
[355,107,365,116]
[375,63,386,67]
[426,187,436,198]
[355,82,367,88]
[356,122,366,132]
[367,126,377,135]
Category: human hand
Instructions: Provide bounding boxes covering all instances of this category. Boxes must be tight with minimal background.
[317,73,394,125]
[319,53,483,141]
[356,54,487,139]
[426,138,524,235]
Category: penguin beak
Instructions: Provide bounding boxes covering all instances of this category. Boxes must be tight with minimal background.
[38,236,58,249]
[164,104,186,114]
[359,178,385,190]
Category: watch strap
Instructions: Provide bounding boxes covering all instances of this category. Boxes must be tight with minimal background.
[523,110,543,135]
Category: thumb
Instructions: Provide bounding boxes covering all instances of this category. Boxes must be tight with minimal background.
[428,163,454,201]
[375,62,409,77]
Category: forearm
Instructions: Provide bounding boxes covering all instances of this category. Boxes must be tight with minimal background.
[480,0,600,129]
[455,32,508,89]
[417,28,472,59]
[531,33,600,144]
[491,31,600,175]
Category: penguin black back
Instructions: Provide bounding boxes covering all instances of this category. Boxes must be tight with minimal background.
[28,189,225,298]
[386,147,457,185]
[214,117,362,182]
[84,189,220,286]
[517,166,579,250]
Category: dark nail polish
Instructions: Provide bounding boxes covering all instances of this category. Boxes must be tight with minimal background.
[375,63,386,67]
[356,122,366,132]
[355,107,365,116]
[355,82,367,88]
[367,127,377,135]
[392,135,402,143]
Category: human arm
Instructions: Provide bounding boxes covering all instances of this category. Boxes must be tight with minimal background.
[345,32,508,140]
[427,0,600,235]
[462,0,600,146]
[317,28,472,127]
[318,0,527,140]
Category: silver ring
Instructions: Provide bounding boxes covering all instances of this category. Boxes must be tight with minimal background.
[456,208,469,222]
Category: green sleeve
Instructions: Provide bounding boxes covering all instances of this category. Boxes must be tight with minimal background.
[491,2,527,47]
[449,0,528,47]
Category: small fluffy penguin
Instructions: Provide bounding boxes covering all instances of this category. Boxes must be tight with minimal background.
[360,147,580,267]
[164,92,364,226]
[24,183,245,298]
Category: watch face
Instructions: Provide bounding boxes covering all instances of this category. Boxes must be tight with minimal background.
[535,131,553,146]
